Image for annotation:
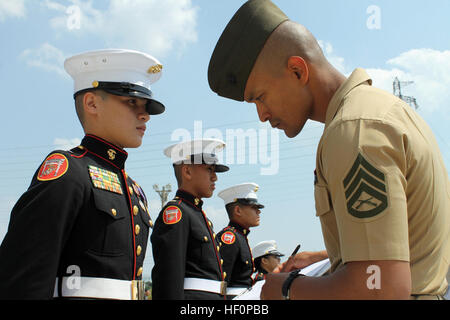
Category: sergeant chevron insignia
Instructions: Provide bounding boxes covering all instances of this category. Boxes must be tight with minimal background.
[343,153,388,219]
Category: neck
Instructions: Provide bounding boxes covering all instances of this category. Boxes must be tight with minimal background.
[230,219,250,231]
[310,63,346,123]
[179,185,202,199]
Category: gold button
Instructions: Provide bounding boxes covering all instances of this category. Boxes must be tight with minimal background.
[203,236,208,242]
[246,260,249,265]
[111,208,117,216]
[213,233,216,239]
[136,245,142,256]
[216,246,220,251]
[208,221,212,227]
[221,259,224,265]
[135,224,141,235]
[223,272,227,279]
[129,186,133,195]
[137,267,143,277]
[133,205,139,215]
[149,220,153,228]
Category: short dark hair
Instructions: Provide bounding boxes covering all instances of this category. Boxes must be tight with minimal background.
[173,164,183,187]
[74,89,108,128]
[254,256,263,272]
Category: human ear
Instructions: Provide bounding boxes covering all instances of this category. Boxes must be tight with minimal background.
[83,92,100,116]
[182,164,193,182]
[234,204,242,217]
[287,56,309,84]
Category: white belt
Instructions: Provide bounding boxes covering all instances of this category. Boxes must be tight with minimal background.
[53,277,144,300]
[226,287,248,296]
[184,278,227,295]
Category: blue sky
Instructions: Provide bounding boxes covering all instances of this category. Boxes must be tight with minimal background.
[1,0,449,280]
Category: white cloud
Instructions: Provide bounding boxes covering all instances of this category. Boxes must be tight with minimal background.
[318,41,450,113]
[44,0,198,58]
[20,43,67,77]
[0,0,26,21]
[367,49,450,113]
[53,137,81,150]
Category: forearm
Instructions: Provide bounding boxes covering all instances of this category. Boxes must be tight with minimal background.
[301,250,328,266]
[262,260,411,300]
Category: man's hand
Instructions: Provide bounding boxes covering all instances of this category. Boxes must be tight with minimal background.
[260,272,290,300]
[274,250,328,273]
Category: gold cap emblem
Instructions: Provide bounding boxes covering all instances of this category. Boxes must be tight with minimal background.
[148,64,163,74]
[107,149,116,160]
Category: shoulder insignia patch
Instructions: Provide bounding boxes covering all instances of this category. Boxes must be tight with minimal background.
[221,231,236,245]
[343,153,388,219]
[163,206,182,224]
[88,165,123,194]
[37,153,69,181]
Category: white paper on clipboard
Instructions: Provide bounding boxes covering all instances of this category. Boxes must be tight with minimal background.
[234,258,331,300]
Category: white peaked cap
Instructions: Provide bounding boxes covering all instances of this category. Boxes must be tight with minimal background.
[64,48,162,93]
[218,182,264,208]
[64,49,165,115]
[163,138,229,172]
[252,240,284,259]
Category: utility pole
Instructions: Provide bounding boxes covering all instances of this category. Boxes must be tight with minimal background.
[393,77,419,109]
[153,184,172,209]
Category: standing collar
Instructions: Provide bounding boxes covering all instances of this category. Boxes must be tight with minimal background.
[80,134,128,169]
[176,189,203,209]
[325,68,372,128]
[228,221,250,236]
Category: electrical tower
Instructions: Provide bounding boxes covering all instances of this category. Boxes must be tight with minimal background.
[153,184,172,209]
[393,77,419,109]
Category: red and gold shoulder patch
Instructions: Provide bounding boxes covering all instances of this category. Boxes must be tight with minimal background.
[163,206,182,225]
[37,153,69,181]
[221,231,236,245]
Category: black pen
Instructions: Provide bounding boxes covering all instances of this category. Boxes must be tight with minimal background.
[290,244,301,257]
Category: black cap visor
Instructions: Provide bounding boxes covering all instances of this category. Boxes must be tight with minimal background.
[174,153,230,173]
[76,81,165,115]
[236,198,264,209]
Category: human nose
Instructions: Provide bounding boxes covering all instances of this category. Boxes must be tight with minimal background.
[139,108,150,122]
[255,102,271,123]
[211,171,217,182]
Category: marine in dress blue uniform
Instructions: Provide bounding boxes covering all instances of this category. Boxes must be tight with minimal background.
[217,183,264,299]
[0,49,164,299]
[252,240,284,282]
[151,139,230,300]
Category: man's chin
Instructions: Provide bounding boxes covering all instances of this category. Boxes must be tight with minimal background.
[283,128,299,138]
[283,124,305,138]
